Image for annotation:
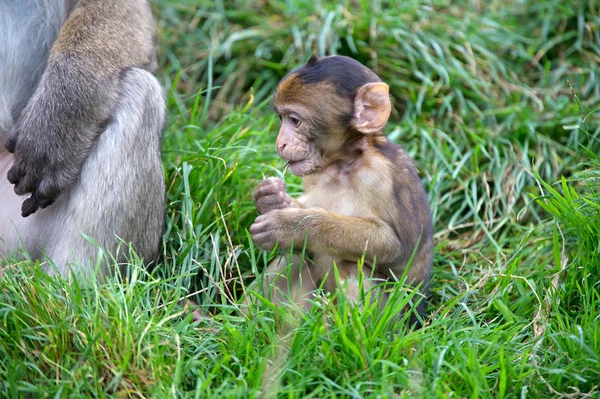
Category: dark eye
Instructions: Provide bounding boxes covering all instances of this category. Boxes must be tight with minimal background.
[289,115,301,128]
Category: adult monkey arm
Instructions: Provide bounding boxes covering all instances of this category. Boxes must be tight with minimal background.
[5,0,157,217]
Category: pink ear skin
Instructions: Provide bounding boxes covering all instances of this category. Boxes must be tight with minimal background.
[352,82,392,134]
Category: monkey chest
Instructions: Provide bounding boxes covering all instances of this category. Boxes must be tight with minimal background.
[298,183,373,218]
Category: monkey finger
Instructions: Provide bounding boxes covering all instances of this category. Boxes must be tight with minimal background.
[257,201,290,214]
[254,194,288,213]
[249,222,265,235]
[254,184,287,198]
[251,232,276,250]
[260,177,285,190]
[5,133,18,153]
[253,187,282,201]
[35,178,63,208]
[21,195,40,217]
[250,218,275,236]
[253,213,274,226]
[20,185,57,217]
[7,164,23,185]
[36,196,56,210]
[256,194,289,210]
[13,169,38,196]
[254,214,266,224]
[262,177,285,187]
[257,204,288,216]
[253,180,286,199]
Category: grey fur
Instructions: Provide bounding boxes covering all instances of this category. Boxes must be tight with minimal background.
[0,1,166,277]
[5,0,157,216]
[0,0,67,141]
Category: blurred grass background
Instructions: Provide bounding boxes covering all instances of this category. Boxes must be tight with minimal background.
[1,0,599,397]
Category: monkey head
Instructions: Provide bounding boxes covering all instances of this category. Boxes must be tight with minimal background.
[273,55,392,176]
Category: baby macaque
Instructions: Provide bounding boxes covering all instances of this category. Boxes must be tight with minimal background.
[250,56,433,321]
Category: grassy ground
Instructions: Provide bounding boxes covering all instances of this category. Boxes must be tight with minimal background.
[1,0,599,397]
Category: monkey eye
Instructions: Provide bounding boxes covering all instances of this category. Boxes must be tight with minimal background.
[289,114,301,128]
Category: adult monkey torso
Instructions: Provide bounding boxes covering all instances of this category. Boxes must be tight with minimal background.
[0,0,166,277]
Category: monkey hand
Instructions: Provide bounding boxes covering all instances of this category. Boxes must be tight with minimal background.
[5,86,105,217]
[250,208,311,251]
[252,177,292,215]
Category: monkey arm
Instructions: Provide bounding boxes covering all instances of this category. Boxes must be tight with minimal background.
[285,208,401,264]
[251,208,402,265]
[53,0,157,74]
[6,0,158,216]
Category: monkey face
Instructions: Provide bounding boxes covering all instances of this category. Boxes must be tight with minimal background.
[272,56,392,177]
[273,104,324,176]
[273,77,354,176]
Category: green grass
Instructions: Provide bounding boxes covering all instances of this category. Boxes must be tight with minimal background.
[1,0,599,397]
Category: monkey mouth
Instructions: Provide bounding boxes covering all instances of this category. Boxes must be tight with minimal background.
[286,159,304,169]
[286,159,316,176]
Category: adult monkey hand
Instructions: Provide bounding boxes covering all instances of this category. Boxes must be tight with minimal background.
[5,0,156,217]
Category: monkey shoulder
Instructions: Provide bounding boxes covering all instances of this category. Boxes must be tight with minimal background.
[368,138,431,225]
[371,138,423,189]
[370,137,416,169]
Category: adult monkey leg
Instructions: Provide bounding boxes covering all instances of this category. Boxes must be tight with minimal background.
[0,68,165,277]
[44,68,166,276]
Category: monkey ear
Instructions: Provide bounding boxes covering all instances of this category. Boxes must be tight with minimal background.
[352,82,391,134]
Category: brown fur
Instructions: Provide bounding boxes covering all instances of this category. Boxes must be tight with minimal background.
[251,56,433,321]
[55,0,156,72]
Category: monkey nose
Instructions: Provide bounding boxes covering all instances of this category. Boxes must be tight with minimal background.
[277,142,287,152]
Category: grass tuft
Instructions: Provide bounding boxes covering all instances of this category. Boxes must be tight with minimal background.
[1,0,599,396]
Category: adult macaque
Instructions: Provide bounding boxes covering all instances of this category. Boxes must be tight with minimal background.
[0,1,165,276]
[250,56,433,320]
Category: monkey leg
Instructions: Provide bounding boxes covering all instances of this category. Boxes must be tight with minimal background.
[322,261,388,306]
[330,262,427,327]
[0,68,166,278]
[337,262,426,324]
[261,254,321,311]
